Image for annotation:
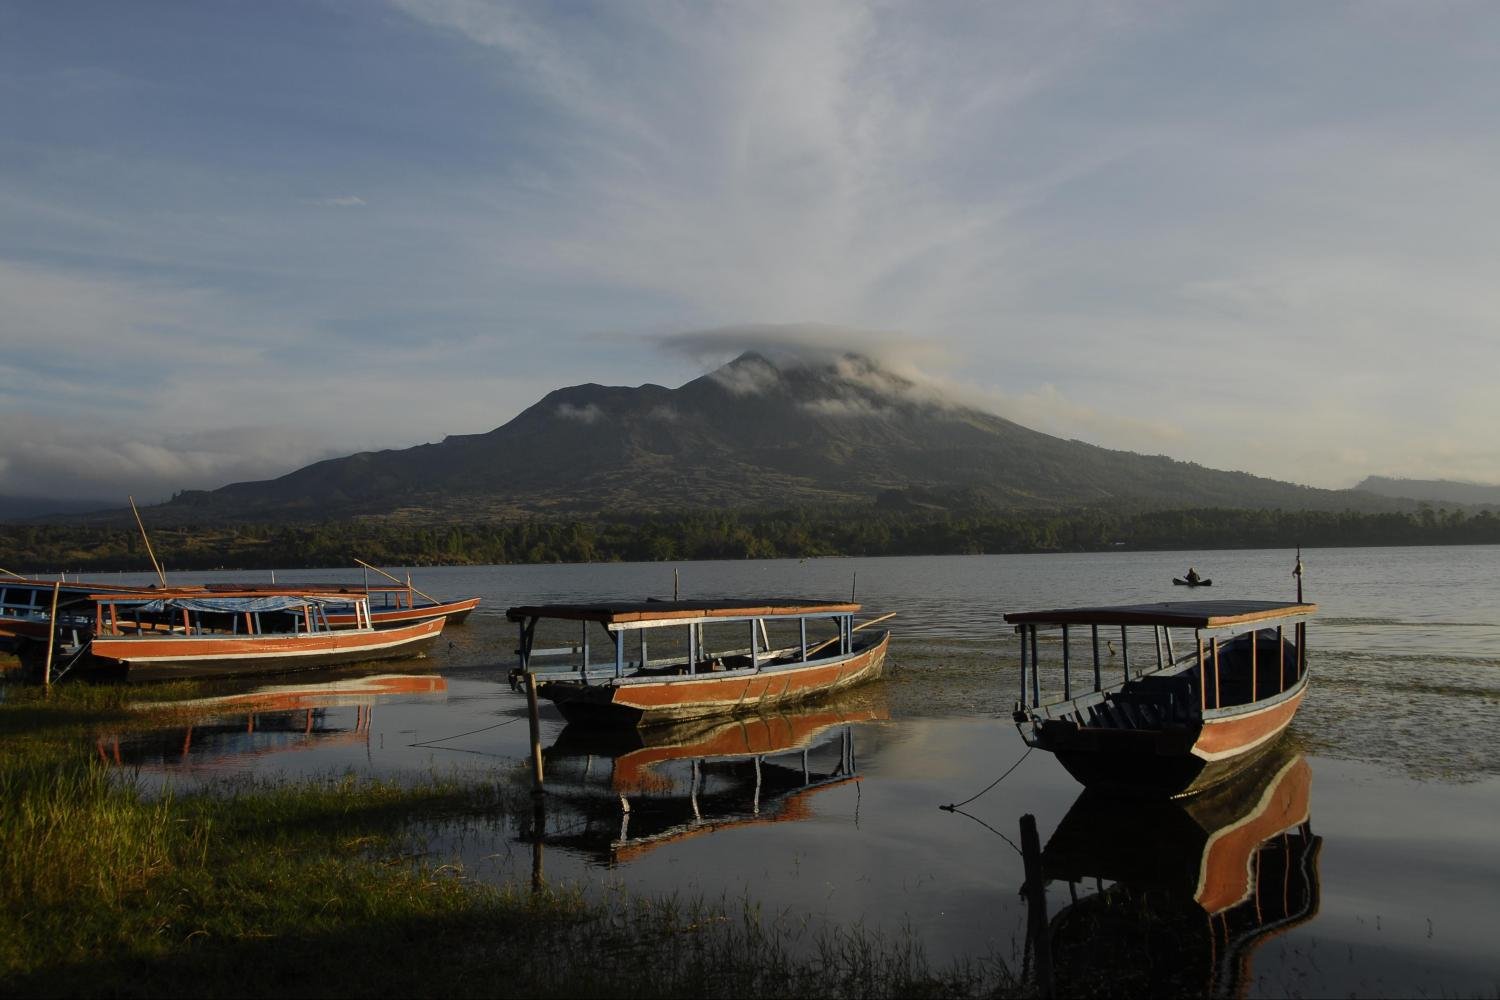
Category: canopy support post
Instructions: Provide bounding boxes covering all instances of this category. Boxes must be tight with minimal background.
[1019,626,1029,707]
[1197,631,1206,712]
[1029,625,1041,707]
[1061,625,1071,699]
[1091,625,1101,691]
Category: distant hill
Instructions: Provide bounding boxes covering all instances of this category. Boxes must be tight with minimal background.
[0,495,117,522]
[134,352,1406,524]
[1354,476,1500,507]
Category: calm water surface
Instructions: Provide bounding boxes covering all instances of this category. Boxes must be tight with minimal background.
[88,547,1500,997]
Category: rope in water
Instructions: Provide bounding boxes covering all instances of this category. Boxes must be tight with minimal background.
[406,714,523,748]
[939,744,1032,812]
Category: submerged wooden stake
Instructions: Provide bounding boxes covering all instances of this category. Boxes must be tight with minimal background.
[1019,813,1054,999]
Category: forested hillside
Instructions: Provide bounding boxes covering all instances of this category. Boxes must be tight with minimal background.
[5,504,1494,573]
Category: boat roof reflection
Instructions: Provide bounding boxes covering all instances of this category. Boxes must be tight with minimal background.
[527,693,888,865]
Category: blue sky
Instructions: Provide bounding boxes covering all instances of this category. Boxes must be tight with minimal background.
[3,1,1498,501]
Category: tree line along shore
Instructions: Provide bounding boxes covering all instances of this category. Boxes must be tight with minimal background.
[3,503,1497,573]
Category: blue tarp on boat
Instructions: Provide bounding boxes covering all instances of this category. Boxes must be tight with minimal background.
[131,596,342,614]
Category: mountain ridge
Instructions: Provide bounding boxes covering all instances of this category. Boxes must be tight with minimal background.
[138,351,1407,523]
[1354,475,1500,507]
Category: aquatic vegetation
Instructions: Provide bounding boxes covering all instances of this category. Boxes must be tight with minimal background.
[0,681,1017,998]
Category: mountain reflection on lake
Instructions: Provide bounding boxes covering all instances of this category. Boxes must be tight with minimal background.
[92,546,1500,998]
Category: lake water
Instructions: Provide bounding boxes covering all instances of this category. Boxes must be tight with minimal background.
[84,547,1500,997]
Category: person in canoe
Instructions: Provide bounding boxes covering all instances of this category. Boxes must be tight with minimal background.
[1185,567,1202,585]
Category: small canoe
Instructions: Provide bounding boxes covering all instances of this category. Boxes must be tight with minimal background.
[1173,578,1212,587]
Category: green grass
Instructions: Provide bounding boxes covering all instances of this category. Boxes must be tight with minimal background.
[0,675,1018,998]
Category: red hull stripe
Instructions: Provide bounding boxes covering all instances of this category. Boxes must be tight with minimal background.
[605,635,886,713]
[92,618,443,665]
[325,597,480,626]
[1195,755,1311,911]
[1193,685,1307,761]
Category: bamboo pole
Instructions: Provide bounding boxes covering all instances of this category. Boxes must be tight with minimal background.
[354,559,441,606]
[801,611,897,659]
[0,566,26,579]
[129,496,167,587]
[43,580,60,689]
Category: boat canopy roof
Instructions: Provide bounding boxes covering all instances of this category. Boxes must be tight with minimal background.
[506,598,860,625]
[91,589,356,612]
[4,577,150,594]
[1004,600,1317,630]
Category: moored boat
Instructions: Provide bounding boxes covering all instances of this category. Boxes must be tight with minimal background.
[507,598,890,727]
[0,576,149,645]
[86,589,445,681]
[198,582,481,628]
[1006,599,1316,797]
[325,591,481,628]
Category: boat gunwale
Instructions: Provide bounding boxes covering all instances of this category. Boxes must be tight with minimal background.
[89,615,444,655]
[506,598,862,627]
[534,630,890,690]
[90,588,371,603]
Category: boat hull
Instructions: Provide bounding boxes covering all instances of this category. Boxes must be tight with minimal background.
[88,617,445,681]
[1043,678,1308,798]
[538,631,889,727]
[325,596,481,628]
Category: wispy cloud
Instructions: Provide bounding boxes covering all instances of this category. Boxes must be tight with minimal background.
[555,402,603,424]
[3,1,1500,499]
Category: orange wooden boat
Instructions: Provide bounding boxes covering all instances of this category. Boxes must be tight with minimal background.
[1006,599,1316,797]
[197,582,480,628]
[87,589,445,681]
[1,576,149,644]
[325,593,480,628]
[508,598,890,727]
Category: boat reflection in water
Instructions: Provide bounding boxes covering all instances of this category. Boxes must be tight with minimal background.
[93,673,447,772]
[1020,747,1320,998]
[524,693,888,871]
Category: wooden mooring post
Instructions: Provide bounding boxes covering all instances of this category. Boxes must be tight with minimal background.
[522,667,547,889]
[1019,813,1054,999]
[524,672,545,795]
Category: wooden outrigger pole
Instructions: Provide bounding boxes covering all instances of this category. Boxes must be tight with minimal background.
[353,558,441,608]
[129,496,167,588]
[43,580,60,689]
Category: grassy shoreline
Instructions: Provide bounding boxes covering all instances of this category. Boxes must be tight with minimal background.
[0,674,1016,998]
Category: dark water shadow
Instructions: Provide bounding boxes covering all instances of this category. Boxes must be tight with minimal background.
[1017,746,1319,998]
